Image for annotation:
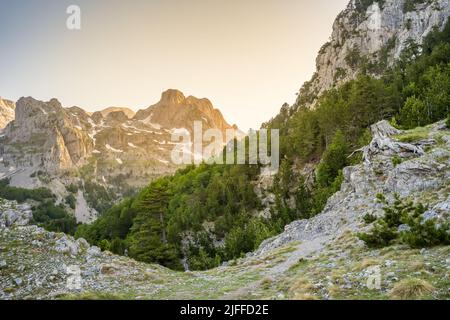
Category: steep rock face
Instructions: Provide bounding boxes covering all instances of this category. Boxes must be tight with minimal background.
[295,0,450,108]
[2,97,93,173]
[134,89,237,135]
[0,98,15,131]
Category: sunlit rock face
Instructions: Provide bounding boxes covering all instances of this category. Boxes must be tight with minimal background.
[295,0,450,108]
[0,90,241,216]
[0,98,15,131]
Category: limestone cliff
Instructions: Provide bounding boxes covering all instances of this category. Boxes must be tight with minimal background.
[2,97,93,174]
[0,98,15,131]
[295,0,450,108]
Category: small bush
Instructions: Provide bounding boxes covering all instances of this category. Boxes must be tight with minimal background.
[390,278,435,300]
[66,183,79,194]
[376,193,387,204]
[65,194,76,210]
[363,213,378,224]
[400,215,450,248]
[358,220,398,248]
[358,196,449,249]
[391,155,403,167]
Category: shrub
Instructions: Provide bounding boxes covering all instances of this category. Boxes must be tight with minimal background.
[391,155,403,167]
[358,219,398,248]
[65,194,77,209]
[363,213,378,224]
[358,196,449,249]
[390,278,435,300]
[66,183,79,194]
[345,46,362,70]
[399,96,428,128]
[376,193,387,204]
[400,213,450,248]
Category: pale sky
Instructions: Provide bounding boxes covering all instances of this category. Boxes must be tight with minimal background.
[0,0,349,131]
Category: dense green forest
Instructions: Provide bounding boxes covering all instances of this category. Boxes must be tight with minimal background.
[74,19,449,270]
[76,164,267,270]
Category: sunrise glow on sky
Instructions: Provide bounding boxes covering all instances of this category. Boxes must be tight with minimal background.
[0,0,349,130]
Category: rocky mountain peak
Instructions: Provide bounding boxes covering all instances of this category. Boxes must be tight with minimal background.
[134,89,235,134]
[14,97,63,123]
[294,0,450,109]
[160,89,186,105]
[105,111,129,124]
[2,97,94,175]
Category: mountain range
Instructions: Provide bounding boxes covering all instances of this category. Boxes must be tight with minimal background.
[0,89,240,221]
[1,0,450,301]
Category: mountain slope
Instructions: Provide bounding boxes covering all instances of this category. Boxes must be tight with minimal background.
[73,0,450,272]
[294,0,450,109]
[1,120,448,300]
[1,0,449,301]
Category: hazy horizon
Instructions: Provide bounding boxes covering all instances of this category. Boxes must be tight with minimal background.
[0,0,349,130]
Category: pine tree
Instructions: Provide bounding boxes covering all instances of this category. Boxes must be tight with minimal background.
[127,180,182,270]
[316,130,348,188]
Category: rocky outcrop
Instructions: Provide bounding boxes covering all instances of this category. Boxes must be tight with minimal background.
[2,97,94,173]
[295,0,450,108]
[254,121,450,257]
[0,98,15,131]
[353,120,425,166]
[0,201,32,228]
